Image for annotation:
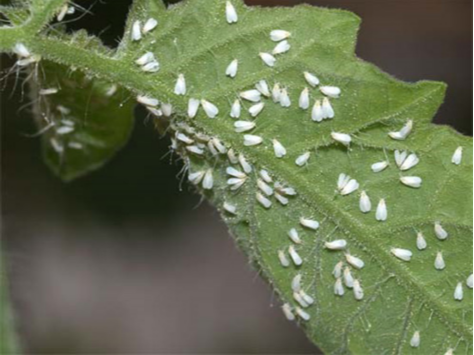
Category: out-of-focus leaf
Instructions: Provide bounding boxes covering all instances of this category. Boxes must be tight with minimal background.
[29,60,135,181]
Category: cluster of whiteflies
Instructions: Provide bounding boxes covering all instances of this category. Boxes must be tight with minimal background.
[11,1,469,340]
[127,1,470,332]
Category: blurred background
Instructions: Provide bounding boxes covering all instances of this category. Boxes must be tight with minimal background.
[2,0,472,353]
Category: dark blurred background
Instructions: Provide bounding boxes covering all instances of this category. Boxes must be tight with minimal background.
[1,0,472,354]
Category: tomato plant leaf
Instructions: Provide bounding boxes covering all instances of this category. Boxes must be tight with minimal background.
[0,0,471,353]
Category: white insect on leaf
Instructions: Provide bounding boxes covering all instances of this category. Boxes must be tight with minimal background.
[375,198,387,221]
[281,303,295,321]
[188,171,205,185]
[256,192,272,209]
[259,52,276,67]
[321,98,335,119]
[410,331,420,348]
[291,274,302,292]
[399,153,420,171]
[227,177,246,191]
[238,154,252,173]
[227,149,239,164]
[142,18,158,34]
[226,59,238,78]
[434,222,448,240]
[270,29,291,42]
[288,228,301,244]
[295,152,311,166]
[226,166,246,179]
[300,217,319,230]
[466,274,473,289]
[388,119,413,140]
[299,88,310,110]
[243,134,263,146]
[161,103,173,117]
[320,85,341,98]
[13,43,31,58]
[137,95,159,107]
[141,60,160,72]
[343,267,354,288]
[210,138,227,154]
[391,248,413,261]
[311,100,324,122]
[272,83,281,103]
[273,139,287,158]
[230,99,241,118]
[299,290,314,305]
[259,169,272,183]
[334,278,344,296]
[288,246,303,266]
[279,88,291,107]
[304,71,320,87]
[135,51,155,66]
[131,20,142,41]
[201,99,219,118]
[207,140,218,156]
[257,179,273,196]
[274,192,289,206]
[359,191,371,213]
[451,146,463,165]
[332,261,343,279]
[337,173,359,196]
[225,1,238,23]
[187,98,200,118]
[295,307,310,321]
[434,252,446,270]
[331,132,351,146]
[325,239,347,250]
[278,251,290,268]
[186,145,204,155]
[255,80,271,97]
[223,202,237,215]
[272,40,291,55]
[240,89,261,102]
[345,253,364,269]
[400,176,422,188]
[176,132,194,144]
[274,183,296,196]
[371,161,389,173]
[353,279,364,300]
[248,102,265,117]
[174,74,186,95]
[394,150,407,167]
[416,232,427,250]
[454,282,463,301]
[234,120,255,133]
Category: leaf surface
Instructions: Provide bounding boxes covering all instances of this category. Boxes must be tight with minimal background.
[29,59,135,181]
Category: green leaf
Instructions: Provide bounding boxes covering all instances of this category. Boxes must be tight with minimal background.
[0,0,472,352]
[29,59,135,181]
[117,1,472,352]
